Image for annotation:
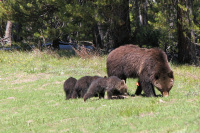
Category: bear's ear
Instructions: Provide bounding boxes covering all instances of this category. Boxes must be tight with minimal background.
[104,76,107,78]
[168,71,173,78]
[121,80,125,85]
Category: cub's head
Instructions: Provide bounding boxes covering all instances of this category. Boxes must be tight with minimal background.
[116,80,128,95]
[153,71,174,97]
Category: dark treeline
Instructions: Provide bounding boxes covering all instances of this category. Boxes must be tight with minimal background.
[0,0,199,64]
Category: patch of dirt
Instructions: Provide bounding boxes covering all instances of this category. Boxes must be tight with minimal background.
[11,73,52,85]
[26,120,34,125]
[7,97,15,100]
[11,85,25,90]
[60,117,79,122]
[129,123,136,129]
[157,99,177,104]
[176,71,199,80]
[54,81,63,84]
[37,83,50,90]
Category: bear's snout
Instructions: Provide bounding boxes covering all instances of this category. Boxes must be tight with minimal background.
[162,91,169,97]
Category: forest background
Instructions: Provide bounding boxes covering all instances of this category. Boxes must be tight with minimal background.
[0,0,200,65]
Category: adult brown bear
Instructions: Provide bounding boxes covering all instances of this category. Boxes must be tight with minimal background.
[107,44,174,97]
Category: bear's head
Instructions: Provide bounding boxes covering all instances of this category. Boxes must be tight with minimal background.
[116,80,128,95]
[153,71,174,97]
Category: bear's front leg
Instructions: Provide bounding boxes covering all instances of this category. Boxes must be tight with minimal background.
[140,81,156,97]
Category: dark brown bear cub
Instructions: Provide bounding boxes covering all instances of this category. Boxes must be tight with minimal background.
[84,76,128,101]
[72,76,101,98]
[63,77,77,100]
[107,44,174,97]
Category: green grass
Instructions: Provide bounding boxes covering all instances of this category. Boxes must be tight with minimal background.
[0,50,200,133]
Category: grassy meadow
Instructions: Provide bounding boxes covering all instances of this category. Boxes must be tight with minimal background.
[0,50,200,133]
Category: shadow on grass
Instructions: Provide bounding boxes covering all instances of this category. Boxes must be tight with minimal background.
[127,93,162,97]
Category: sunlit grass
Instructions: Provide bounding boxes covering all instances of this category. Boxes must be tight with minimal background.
[0,50,200,132]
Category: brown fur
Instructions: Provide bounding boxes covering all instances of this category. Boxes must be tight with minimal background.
[71,76,101,98]
[63,77,77,100]
[107,44,174,97]
[84,76,128,101]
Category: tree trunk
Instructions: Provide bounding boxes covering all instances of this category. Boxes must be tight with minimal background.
[177,0,197,64]
[93,22,110,49]
[93,0,131,50]
[4,20,12,46]
[133,0,148,47]
[141,0,148,26]
[13,23,23,42]
[111,0,131,48]
[0,20,5,38]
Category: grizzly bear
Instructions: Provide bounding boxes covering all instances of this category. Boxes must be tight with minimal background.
[72,76,101,98]
[63,77,77,100]
[107,44,174,97]
[84,76,128,101]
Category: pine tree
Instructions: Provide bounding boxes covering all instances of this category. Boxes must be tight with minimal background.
[177,0,197,64]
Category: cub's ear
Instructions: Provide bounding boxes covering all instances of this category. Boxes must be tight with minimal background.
[104,76,107,78]
[121,80,125,85]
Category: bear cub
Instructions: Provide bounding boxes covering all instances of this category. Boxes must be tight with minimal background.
[84,76,128,101]
[72,76,101,98]
[63,77,77,100]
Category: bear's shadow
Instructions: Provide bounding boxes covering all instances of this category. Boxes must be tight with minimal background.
[128,93,162,97]
[84,94,163,102]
